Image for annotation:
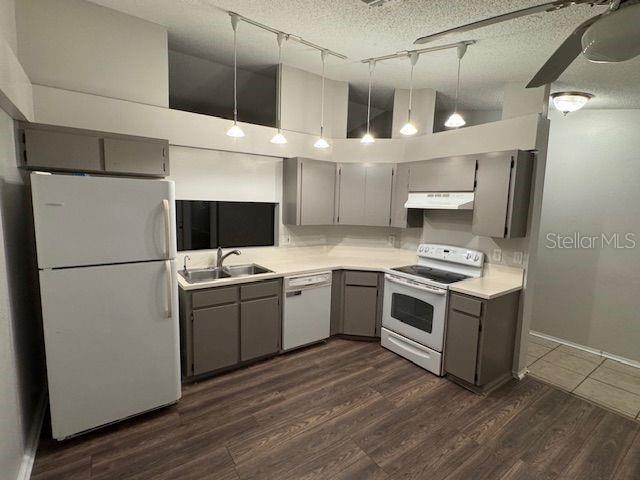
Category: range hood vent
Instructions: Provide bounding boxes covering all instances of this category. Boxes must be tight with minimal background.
[404,192,474,210]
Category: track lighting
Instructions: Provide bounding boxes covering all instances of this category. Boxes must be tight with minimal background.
[400,52,419,136]
[315,50,330,149]
[271,33,288,144]
[445,44,467,129]
[226,14,245,138]
[551,91,593,115]
[361,60,376,144]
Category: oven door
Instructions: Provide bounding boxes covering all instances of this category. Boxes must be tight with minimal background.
[382,274,447,352]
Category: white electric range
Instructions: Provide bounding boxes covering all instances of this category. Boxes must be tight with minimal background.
[381,243,484,375]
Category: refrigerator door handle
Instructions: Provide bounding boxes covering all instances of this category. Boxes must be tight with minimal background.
[165,260,173,318]
[162,199,171,259]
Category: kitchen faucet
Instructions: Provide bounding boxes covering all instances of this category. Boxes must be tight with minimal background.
[216,247,241,269]
[183,255,191,274]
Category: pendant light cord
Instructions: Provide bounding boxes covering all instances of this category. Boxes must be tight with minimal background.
[232,24,238,124]
[320,51,326,137]
[276,34,285,132]
[454,57,461,113]
[366,61,375,135]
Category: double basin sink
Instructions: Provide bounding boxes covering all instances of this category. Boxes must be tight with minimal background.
[180,263,273,284]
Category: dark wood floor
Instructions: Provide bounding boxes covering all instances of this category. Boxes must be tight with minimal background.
[32,339,640,480]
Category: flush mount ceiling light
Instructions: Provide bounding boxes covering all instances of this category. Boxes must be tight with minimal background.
[445,43,467,129]
[226,14,245,138]
[314,50,330,149]
[400,52,419,136]
[361,60,376,144]
[271,33,288,145]
[551,91,594,115]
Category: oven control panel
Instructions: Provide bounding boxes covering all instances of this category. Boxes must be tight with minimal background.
[417,244,484,267]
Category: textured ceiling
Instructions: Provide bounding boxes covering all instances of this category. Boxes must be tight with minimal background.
[88,0,640,110]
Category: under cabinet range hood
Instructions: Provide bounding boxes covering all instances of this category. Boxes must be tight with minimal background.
[404,192,474,210]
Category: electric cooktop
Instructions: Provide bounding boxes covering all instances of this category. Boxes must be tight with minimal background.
[391,265,470,285]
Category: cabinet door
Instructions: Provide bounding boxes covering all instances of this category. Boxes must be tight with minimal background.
[444,309,480,384]
[104,137,168,176]
[300,159,336,225]
[241,296,280,361]
[409,157,476,192]
[471,153,512,238]
[364,164,393,226]
[24,128,102,172]
[343,285,377,337]
[193,304,239,375]
[391,163,410,227]
[337,164,366,225]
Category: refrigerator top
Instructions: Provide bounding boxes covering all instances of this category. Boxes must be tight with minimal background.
[31,173,176,269]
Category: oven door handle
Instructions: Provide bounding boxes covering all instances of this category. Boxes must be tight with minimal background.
[385,274,447,295]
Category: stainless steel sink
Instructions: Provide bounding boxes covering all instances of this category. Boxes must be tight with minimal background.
[180,264,272,284]
[225,264,272,277]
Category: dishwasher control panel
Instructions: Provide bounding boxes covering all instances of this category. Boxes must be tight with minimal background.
[285,272,332,289]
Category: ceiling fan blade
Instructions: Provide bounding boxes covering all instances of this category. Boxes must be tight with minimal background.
[413,0,589,45]
[526,14,603,88]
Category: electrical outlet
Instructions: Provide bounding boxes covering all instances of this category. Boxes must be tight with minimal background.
[281,235,291,245]
[388,235,396,247]
[492,248,502,262]
[513,251,523,265]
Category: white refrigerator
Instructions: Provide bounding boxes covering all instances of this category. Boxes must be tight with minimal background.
[31,172,181,440]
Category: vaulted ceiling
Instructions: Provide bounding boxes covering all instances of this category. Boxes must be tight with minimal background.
[89,0,640,110]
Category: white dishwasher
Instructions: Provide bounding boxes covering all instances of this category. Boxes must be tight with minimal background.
[283,271,332,351]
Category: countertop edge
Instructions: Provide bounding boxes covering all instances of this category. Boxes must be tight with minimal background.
[448,283,523,300]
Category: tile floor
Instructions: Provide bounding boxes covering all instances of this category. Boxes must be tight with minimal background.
[527,333,640,421]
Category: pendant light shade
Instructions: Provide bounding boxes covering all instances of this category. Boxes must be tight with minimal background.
[271,33,288,144]
[227,14,245,138]
[314,50,330,149]
[400,52,419,136]
[445,44,467,129]
[361,60,376,144]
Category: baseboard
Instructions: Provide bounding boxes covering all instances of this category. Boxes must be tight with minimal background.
[16,393,47,480]
[530,331,640,369]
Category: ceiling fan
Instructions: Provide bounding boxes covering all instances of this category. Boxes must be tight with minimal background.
[413,0,640,88]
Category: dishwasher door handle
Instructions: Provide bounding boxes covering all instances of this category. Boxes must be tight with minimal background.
[286,290,303,297]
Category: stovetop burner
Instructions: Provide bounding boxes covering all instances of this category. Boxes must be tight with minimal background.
[391,265,470,285]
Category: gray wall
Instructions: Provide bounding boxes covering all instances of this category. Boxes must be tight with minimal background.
[531,109,640,362]
[0,107,44,478]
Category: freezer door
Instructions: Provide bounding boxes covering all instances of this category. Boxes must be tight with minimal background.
[31,173,176,268]
[39,260,181,439]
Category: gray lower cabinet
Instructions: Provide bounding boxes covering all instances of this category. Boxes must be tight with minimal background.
[444,291,521,392]
[180,278,282,378]
[282,157,336,225]
[192,304,239,375]
[408,156,477,192]
[331,270,383,338]
[240,296,281,361]
[471,150,533,238]
[19,123,169,177]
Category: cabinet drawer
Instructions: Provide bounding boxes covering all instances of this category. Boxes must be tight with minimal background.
[450,293,483,317]
[240,280,281,301]
[192,286,238,309]
[344,271,378,287]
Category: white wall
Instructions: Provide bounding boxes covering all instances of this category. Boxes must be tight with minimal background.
[280,64,348,138]
[16,0,168,107]
[0,0,16,53]
[0,106,43,480]
[392,88,436,137]
[531,110,640,362]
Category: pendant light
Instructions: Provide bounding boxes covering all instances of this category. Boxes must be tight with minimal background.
[271,33,288,144]
[226,14,245,138]
[314,50,330,149]
[400,52,419,136]
[445,44,467,129]
[361,60,376,144]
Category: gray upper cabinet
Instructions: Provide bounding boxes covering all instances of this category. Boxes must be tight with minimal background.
[103,137,168,176]
[409,156,477,192]
[19,123,169,178]
[390,163,423,228]
[23,128,102,172]
[283,157,336,225]
[472,150,533,238]
[337,163,393,226]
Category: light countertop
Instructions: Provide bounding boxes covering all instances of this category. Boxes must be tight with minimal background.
[177,245,524,300]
